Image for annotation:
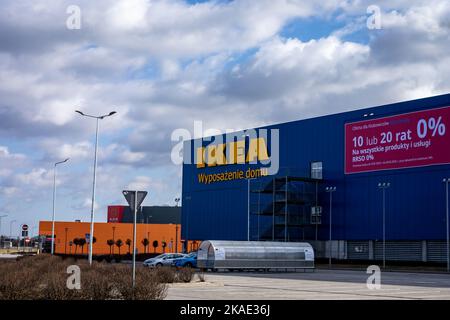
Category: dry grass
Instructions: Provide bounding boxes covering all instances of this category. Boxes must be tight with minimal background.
[0,254,194,300]
[177,267,195,283]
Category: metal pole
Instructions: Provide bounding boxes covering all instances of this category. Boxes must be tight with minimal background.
[446,179,449,273]
[64,228,68,254]
[185,196,191,253]
[112,226,115,255]
[383,188,386,269]
[329,191,332,268]
[175,224,179,253]
[10,220,15,242]
[257,183,260,241]
[272,178,275,241]
[0,215,7,247]
[51,164,57,255]
[132,191,137,288]
[315,181,318,241]
[285,176,288,242]
[88,118,99,266]
[247,179,250,241]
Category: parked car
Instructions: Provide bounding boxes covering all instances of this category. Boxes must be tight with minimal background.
[143,253,186,267]
[172,252,197,268]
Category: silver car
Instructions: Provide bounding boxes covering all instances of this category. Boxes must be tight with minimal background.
[143,253,186,267]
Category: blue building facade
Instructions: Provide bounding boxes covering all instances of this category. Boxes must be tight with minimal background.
[182,94,450,261]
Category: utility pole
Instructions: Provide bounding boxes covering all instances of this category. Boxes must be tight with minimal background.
[378,182,390,269]
[51,158,69,255]
[325,186,337,268]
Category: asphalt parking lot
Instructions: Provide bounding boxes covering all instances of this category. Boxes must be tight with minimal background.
[166,269,450,300]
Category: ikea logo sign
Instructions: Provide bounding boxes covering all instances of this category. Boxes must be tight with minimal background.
[196,137,269,168]
[187,128,280,176]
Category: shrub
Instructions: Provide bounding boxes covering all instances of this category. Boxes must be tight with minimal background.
[154,266,176,283]
[0,254,168,300]
[177,267,195,283]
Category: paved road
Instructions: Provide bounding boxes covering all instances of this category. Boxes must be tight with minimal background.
[166,269,450,300]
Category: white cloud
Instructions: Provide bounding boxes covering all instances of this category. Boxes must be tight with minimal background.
[0,146,26,161]
[105,0,149,31]
[71,198,98,211]
[126,176,152,191]
[126,176,167,194]
[15,168,54,188]
[0,186,18,197]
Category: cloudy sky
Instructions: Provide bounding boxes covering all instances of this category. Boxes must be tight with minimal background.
[0,0,449,237]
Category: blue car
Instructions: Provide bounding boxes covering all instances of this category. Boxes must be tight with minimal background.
[172,252,197,268]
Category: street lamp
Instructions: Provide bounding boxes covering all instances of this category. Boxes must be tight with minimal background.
[112,226,116,255]
[76,109,117,266]
[64,227,69,254]
[185,195,191,253]
[0,214,7,236]
[443,178,450,272]
[247,178,257,241]
[175,223,179,253]
[175,198,180,207]
[378,182,391,269]
[51,158,69,255]
[325,186,337,268]
[9,220,16,242]
[0,215,7,248]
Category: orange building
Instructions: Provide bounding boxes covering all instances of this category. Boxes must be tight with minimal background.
[39,221,182,255]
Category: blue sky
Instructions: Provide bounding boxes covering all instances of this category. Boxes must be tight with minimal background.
[0,0,450,238]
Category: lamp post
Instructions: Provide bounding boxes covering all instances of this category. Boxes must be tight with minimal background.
[64,228,68,254]
[112,226,116,255]
[9,220,16,242]
[0,214,7,234]
[325,186,337,268]
[175,224,179,253]
[443,178,450,272]
[248,179,251,241]
[51,158,69,255]
[174,197,180,252]
[0,215,7,248]
[247,178,257,241]
[185,195,191,252]
[378,182,390,269]
[76,110,117,266]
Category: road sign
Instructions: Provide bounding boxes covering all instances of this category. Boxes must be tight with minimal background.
[123,190,148,289]
[85,233,90,243]
[22,230,28,237]
[122,190,148,210]
[22,224,29,231]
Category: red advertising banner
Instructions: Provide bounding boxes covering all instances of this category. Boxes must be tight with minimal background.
[345,106,450,174]
[107,205,125,223]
